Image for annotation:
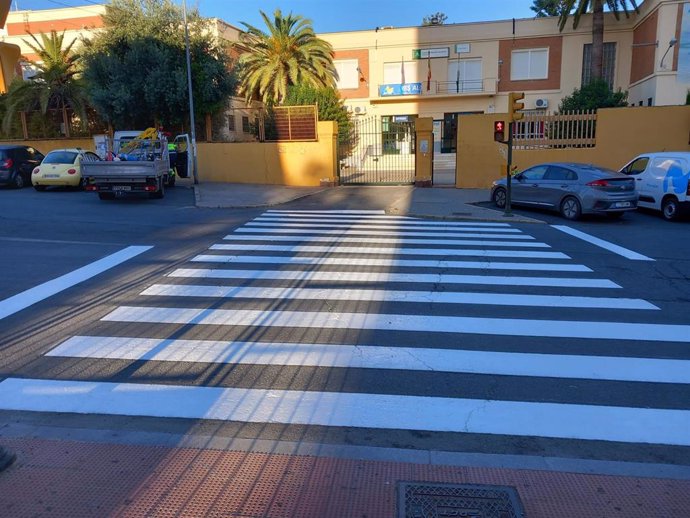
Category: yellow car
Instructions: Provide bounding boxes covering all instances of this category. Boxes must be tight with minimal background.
[32,148,101,191]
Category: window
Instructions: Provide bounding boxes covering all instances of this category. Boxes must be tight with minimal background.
[242,116,250,133]
[228,114,236,132]
[383,61,418,84]
[581,42,616,88]
[334,59,359,89]
[623,157,649,175]
[447,58,482,92]
[511,48,548,81]
[544,166,577,181]
[520,165,548,181]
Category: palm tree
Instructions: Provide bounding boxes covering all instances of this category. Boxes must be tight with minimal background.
[557,0,639,82]
[234,9,337,105]
[2,30,88,133]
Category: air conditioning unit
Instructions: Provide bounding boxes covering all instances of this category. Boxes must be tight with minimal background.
[354,106,367,115]
[535,98,549,109]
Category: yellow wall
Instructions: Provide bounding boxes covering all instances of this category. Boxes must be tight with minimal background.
[456,105,690,188]
[0,138,94,154]
[197,121,338,186]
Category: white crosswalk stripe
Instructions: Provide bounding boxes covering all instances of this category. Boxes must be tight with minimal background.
[139,284,655,310]
[1,210,684,453]
[168,268,620,288]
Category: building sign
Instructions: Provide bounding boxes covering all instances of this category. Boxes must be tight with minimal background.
[455,43,471,54]
[678,2,690,83]
[413,48,449,59]
[379,83,423,96]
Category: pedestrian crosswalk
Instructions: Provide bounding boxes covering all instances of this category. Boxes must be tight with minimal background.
[1,209,689,455]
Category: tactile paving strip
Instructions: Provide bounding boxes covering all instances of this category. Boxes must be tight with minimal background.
[0,437,688,517]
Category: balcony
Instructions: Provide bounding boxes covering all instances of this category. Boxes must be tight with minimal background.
[374,78,497,102]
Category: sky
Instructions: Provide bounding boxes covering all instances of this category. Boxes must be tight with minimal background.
[13,0,538,32]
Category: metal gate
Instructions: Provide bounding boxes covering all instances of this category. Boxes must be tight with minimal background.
[338,116,415,185]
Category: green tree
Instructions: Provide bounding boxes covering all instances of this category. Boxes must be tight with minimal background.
[422,12,448,25]
[81,0,235,129]
[282,83,352,142]
[531,0,570,17]
[558,1,639,82]
[234,9,337,105]
[2,30,89,133]
[558,78,628,111]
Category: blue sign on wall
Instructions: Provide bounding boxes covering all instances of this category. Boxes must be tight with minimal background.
[379,83,423,96]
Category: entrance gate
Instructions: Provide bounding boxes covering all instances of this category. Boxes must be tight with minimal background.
[338,116,415,185]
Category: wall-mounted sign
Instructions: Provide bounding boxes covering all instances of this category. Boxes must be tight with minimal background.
[379,83,423,96]
[413,48,449,59]
[455,43,471,54]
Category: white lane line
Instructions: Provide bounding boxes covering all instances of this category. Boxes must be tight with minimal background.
[226,233,537,242]
[267,210,387,214]
[48,335,690,384]
[225,236,549,248]
[141,284,655,310]
[235,227,523,237]
[255,216,511,227]
[103,306,690,342]
[0,246,153,320]
[1,378,688,445]
[552,225,655,262]
[169,268,619,289]
[191,255,593,272]
[248,222,514,232]
[210,243,569,260]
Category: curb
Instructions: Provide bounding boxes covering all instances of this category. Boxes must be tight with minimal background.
[193,185,326,209]
[0,445,16,473]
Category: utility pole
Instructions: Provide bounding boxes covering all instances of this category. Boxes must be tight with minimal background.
[183,0,199,185]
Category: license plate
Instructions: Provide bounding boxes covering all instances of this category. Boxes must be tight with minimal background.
[614,201,631,208]
[44,174,60,178]
[112,186,131,191]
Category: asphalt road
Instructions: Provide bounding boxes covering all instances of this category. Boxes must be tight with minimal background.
[1,184,689,474]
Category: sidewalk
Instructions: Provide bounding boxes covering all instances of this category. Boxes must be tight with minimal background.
[192,182,543,223]
[0,434,688,517]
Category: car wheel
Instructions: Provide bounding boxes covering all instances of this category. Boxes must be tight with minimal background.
[605,211,625,219]
[661,196,680,221]
[492,187,507,209]
[98,192,115,200]
[33,184,46,192]
[12,173,25,189]
[560,196,582,221]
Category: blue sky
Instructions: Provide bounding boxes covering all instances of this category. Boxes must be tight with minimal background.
[15,0,538,32]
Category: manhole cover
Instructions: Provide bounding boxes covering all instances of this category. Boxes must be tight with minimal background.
[397,481,525,518]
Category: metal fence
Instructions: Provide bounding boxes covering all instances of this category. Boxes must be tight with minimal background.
[266,105,318,142]
[513,110,597,149]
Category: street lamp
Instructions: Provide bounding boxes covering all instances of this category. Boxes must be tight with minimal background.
[182,0,199,185]
[660,38,678,69]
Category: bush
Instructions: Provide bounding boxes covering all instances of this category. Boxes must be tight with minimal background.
[558,79,628,112]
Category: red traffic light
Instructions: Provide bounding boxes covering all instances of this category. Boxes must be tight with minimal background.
[494,120,505,142]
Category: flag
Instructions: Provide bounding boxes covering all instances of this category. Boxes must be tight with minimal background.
[426,56,431,91]
[401,57,405,85]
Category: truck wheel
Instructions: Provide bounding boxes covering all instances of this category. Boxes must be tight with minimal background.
[167,172,176,188]
[150,178,165,199]
[661,196,680,221]
[98,192,115,200]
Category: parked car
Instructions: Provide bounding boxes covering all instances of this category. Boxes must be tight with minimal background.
[0,144,45,189]
[491,162,638,220]
[32,148,101,191]
[619,152,690,221]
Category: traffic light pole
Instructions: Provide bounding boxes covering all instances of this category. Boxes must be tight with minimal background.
[504,121,513,217]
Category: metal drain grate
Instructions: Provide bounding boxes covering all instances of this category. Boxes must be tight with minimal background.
[398,481,526,518]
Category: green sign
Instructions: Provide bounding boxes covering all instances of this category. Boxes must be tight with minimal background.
[413,48,450,59]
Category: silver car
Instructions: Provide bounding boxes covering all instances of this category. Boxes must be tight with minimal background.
[490,162,638,220]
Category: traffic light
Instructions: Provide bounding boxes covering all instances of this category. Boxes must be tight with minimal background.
[493,120,505,142]
[509,92,525,122]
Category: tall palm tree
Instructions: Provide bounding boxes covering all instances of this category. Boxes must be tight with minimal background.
[234,9,337,105]
[2,30,88,132]
[558,0,639,82]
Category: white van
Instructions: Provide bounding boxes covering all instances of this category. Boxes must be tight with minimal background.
[620,152,690,221]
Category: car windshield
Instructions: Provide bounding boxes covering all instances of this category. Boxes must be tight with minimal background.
[43,151,78,164]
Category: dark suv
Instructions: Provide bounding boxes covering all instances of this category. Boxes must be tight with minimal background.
[0,145,45,189]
